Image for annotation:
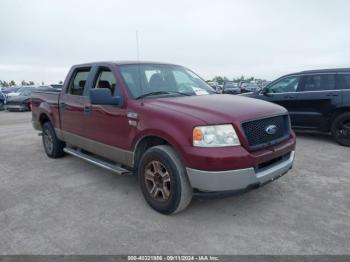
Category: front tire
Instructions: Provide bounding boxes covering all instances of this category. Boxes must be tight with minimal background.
[42,121,65,158]
[331,112,350,147]
[138,145,192,215]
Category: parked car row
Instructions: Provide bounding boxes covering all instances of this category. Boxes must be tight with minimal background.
[208,81,261,95]
[0,85,60,111]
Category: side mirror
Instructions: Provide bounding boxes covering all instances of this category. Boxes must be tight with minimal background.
[90,88,121,105]
[261,87,271,96]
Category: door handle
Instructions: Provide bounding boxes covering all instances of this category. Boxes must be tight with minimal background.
[84,106,92,113]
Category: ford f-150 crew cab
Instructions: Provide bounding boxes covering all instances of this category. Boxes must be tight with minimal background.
[31,61,296,214]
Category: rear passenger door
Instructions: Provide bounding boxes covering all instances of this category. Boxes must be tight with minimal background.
[294,74,341,130]
[338,73,350,107]
[60,68,91,137]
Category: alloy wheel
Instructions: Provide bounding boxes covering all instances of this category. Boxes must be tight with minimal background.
[144,160,171,201]
[335,118,350,141]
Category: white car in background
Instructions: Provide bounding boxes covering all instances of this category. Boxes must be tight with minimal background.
[240,82,260,93]
[7,92,21,97]
[207,81,223,93]
[7,86,38,97]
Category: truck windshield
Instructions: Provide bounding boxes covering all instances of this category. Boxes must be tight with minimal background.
[119,64,215,99]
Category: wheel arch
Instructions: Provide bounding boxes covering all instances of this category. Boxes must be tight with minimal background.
[37,101,55,127]
[133,134,185,171]
[331,107,350,122]
[39,112,51,126]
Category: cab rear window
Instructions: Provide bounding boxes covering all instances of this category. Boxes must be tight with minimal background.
[68,69,91,96]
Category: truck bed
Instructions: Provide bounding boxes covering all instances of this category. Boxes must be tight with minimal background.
[31,89,61,130]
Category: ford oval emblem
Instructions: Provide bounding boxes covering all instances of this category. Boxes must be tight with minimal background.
[265,125,278,135]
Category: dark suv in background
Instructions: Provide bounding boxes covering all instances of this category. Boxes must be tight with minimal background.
[241,69,350,146]
[222,81,241,94]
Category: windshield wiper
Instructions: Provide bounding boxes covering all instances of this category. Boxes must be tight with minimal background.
[135,91,191,100]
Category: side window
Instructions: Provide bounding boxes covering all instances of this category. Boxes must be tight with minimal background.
[299,74,336,92]
[68,69,90,96]
[266,76,299,93]
[339,74,350,90]
[94,69,117,95]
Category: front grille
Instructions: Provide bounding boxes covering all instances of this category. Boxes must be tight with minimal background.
[241,115,290,151]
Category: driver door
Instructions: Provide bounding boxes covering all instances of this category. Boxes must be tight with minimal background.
[83,66,131,164]
[262,75,300,126]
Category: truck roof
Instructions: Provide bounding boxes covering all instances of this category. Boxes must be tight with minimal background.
[73,61,180,67]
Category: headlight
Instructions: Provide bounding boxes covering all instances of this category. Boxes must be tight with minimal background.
[193,124,240,147]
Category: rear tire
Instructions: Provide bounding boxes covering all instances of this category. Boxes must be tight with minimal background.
[138,145,192,215]
[331,112,350,147]
[42,121,65,158]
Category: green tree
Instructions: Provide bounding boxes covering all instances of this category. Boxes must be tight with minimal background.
[29,81,35,85]
[232,76,255,83]
[212,76,225,85]
[9,80,16,86]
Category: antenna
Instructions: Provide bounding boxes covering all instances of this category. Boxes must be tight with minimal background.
[136,30,140,62]
[136,30,144,105]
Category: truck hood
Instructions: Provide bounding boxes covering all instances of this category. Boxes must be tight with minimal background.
[146,94,287,125]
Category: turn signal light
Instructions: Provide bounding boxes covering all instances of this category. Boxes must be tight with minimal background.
[193,127,204,141]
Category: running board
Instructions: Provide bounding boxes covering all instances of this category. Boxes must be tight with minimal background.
[63,147,131,175]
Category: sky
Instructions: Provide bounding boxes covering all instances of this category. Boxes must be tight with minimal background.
[0,0,350,84]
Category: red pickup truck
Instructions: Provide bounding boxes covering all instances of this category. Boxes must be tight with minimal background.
[31,61,296,214]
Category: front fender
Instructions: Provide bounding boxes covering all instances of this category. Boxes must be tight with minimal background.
[131,126,192,167]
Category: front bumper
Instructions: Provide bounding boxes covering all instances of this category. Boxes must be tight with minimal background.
[186,151,295,192]
[5,104,26,111]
